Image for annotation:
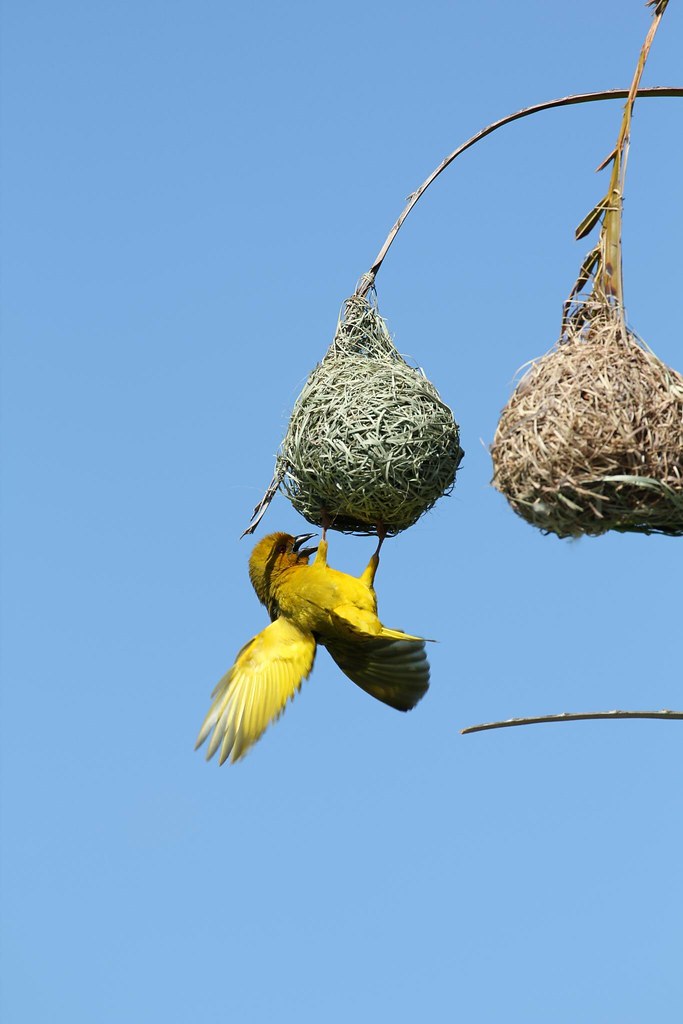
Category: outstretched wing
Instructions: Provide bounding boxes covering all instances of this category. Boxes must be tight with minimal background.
[323,635,430,712]
[195,617,316,764]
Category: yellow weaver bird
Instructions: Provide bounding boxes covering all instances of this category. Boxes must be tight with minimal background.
[195,531,430,764]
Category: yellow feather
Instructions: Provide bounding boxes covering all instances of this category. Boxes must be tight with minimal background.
[195,617,316,764]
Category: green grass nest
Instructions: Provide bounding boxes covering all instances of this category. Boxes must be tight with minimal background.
[277,295,463,535]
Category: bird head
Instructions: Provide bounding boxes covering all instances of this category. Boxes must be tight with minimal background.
[248,532,318,607]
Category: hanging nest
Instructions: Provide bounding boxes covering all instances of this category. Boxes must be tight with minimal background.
[491,303,683,538]
[275,294,463,535]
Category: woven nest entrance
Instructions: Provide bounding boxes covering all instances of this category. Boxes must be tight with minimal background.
[491,305,683,538]
[276,295,463,535]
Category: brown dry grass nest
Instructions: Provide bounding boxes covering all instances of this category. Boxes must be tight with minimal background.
[277,295,463,536]
[491,306,683,538]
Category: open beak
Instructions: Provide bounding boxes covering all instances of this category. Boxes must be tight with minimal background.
[292,532,318,558]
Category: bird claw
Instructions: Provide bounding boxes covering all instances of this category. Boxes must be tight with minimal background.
[374,521,387,559]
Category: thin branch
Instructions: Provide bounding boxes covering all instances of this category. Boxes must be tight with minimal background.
[355,86,683,298]
[461,709,683,735]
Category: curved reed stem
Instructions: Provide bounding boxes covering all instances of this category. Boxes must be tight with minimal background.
[355,86,683,299]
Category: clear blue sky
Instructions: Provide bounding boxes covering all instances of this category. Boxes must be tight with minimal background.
[2,2,682,1021]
